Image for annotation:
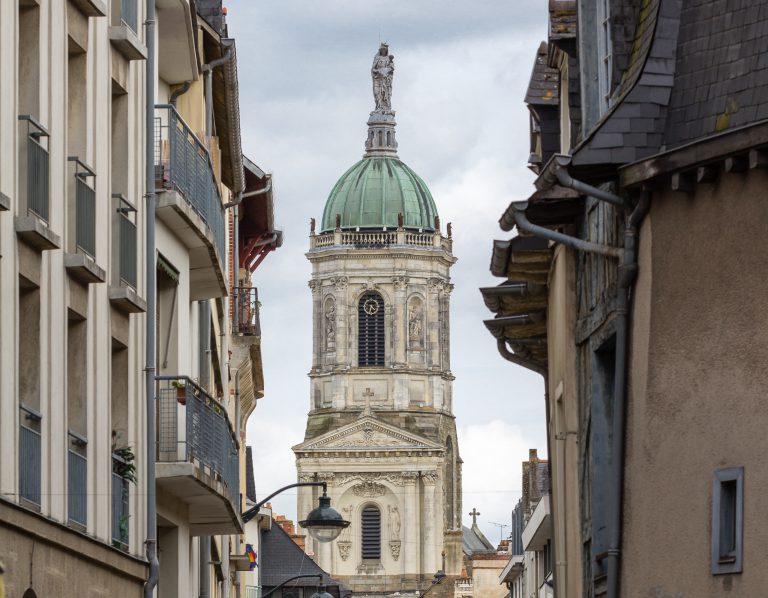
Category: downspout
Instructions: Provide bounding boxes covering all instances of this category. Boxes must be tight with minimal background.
[202,47,234,139]
[200,536,211,598]
[606,191,650,598]
[169,80,192,106]
[144,0,160,596]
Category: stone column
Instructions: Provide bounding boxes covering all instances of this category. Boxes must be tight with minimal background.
[401,472,420,575]
[330,276,348,367]
[392,276,408,367]
[421,472,439,574]
[298,472,317,556]
[316,472,336,570]
[308,280,322,371]
[442,283,453,371]
[426,278,442,369]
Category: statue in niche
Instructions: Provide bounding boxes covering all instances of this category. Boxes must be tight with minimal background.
[409,301,423,349]
[325,300,336,350]
[388,505,401,540]
[371,43,395,113]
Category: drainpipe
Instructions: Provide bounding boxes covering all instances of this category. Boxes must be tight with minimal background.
[202,47,234,138]
[144,0,160,596]
[606,191,650,598]
[223,178,271,209]
[200,536,211,598]
[169,80,192,107]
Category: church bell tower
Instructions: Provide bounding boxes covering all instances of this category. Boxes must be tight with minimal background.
[294,44,462,595]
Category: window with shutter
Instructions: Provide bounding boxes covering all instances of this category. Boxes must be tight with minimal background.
[358,292,385,366]
[361,505,381,560]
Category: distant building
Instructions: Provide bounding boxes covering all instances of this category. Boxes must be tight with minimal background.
[484,0,768,596]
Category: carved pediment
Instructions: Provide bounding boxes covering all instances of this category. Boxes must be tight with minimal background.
[293,416,442,453]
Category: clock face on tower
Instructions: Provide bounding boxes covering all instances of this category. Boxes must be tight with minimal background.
[363,298,380,316]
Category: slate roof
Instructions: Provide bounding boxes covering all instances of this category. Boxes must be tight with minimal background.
[663,0,768,147]
[571,0,768,175]
[525,42,559,106]
[260,520,346,592]
[462,524,496,555]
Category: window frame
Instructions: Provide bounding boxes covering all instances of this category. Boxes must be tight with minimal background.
[596,0,613,114]
[711,467,744,575]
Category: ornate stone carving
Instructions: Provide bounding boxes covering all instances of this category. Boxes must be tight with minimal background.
[371,44,395,113]
[338,541,352,561]
[361,280,379,292]
[352,481,387,498]
[388,505,401,540]
[308,279,321,294]
[316,472,335,482]
[298,473,314,482]
[401,471,419,485]
[428,277,445,292]
[408,298,424,349]
[392,275,409,291]
[422,471,439,485]
[336,472,406,487]
[389,540,401,561]
[324,297,336,351]
[340,506,354,541]
[330,276,348,291]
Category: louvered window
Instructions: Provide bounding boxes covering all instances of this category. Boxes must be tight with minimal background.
[358,292,385,366]
[361,506,381,560]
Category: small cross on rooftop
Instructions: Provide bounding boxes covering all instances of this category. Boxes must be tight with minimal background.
[469,507,481,527]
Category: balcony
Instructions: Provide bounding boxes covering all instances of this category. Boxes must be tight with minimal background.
[65,157,105,284]
[155,376,242,535]
[67,431,88,530]
[109,0,147,61]
[19,404,42,510]
[16,116,60,251]
[233,287,261,337]
[156,0,197,84]
[155,105,227,300]
[109,194,146,314]
[522,496,551,552]
[112,452,131,551]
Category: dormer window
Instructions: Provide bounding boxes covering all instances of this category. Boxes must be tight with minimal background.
[597,0,613,113]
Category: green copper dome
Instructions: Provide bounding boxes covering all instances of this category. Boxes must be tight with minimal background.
[320,157,439,233]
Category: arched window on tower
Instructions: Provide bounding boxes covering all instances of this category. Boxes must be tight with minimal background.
[361,505,382,560]
[358,292,385,366]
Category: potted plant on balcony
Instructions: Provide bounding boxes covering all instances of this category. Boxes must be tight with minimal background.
[171,379,187,405]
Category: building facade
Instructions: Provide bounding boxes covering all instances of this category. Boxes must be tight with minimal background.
[484,0,768,596]
[0,0,148,595]
[294,45,463,596]
[1,1,280,597]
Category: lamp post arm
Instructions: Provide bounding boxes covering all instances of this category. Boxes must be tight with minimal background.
[261,575,322,598]
[241,481,327,523]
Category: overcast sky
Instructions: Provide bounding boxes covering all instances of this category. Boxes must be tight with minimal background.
[228,0,549,544]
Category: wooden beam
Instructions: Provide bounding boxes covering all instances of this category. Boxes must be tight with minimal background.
[696,165,718,183]
[749,149,768,170]
[670,172,695,194]
[724,155,749,173]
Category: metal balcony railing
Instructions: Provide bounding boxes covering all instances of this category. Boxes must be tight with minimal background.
[69,157,96,258]
[156,376,239,508]
[112,452,131,550]
[154,105,225,259]
[67,430,88,528]
[115,194,137,288]
[234,286,260,336]
[19,404,42,507]
[120,0,138,32]
[19,115,50,223]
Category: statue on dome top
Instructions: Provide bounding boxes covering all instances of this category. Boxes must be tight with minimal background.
[372,43,394,113]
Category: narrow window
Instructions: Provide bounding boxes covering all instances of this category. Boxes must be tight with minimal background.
[361,506,381,560]
[596,0,613,113]
[712,467,744,575]
[358,292,385,366]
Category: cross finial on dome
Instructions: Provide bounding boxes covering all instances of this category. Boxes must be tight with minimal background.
[365,44,399,158]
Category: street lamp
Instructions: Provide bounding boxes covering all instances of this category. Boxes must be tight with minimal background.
[241,481,349,543]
